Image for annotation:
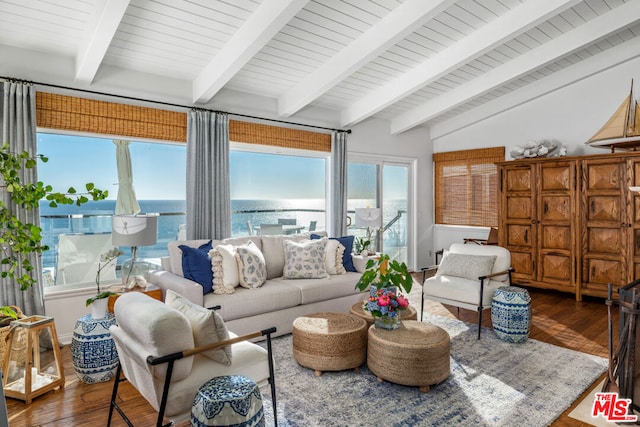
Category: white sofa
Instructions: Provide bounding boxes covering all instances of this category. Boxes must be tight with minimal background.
[147,232,367,337]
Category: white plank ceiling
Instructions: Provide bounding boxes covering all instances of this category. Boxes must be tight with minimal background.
[0,0,639,137]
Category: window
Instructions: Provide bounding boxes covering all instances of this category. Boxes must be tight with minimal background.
[37,132,186,287]
[433,147,504,227]
[230,144,328,237]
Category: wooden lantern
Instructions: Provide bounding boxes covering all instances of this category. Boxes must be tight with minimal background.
[2,316,65,404]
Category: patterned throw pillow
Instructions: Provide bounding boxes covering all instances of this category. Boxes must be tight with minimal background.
[209,244,239,295]
[435,252,497,281]
[283,238,330,279]
[165,290,232,365]
[235,241,267,289]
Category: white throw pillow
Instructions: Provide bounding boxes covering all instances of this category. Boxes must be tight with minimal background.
[324,239,346,275]
[165,289,232,365]
[283,238,330,279]
[209,244,239,295]
[235,241,267,289]
[436,252,497,281]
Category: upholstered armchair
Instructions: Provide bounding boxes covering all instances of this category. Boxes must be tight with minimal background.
[107,291,277,427]
[421,243,514,339]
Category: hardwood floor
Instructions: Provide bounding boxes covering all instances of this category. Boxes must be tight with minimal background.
[6,283,616,426]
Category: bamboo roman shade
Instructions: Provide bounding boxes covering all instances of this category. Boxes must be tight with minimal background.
[229,120,331,152]
[35,92,187,142]
[433,147,504,227]
[35,92,331,151]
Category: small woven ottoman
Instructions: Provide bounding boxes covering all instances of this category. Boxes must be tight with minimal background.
[367,320,450,392]
[491,286,532,343]
[190,375,265,427]
[349,301,418,326]
[292,312,368,376]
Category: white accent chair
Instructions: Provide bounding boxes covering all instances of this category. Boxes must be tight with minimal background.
[107,292,278,427]
[421,243,514,339]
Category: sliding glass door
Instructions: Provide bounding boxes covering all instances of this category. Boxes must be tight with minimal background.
[347,157,412,265]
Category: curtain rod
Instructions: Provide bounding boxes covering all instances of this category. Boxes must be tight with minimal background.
[1,75,351,134]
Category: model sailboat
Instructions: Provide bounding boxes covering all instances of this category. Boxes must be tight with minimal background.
[586,80,640,152]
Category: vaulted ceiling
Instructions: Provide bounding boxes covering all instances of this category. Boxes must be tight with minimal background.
[1,0,639,137]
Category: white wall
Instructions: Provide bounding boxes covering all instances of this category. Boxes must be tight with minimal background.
[430,55,640,250]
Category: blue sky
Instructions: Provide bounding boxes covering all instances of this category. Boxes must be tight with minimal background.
[37,133,406,201]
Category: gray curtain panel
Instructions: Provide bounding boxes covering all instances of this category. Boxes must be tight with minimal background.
[330,130,348,237]
[0,81,45,315]
[186,110,231,240]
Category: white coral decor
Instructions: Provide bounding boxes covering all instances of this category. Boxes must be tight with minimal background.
[510,139,567,159]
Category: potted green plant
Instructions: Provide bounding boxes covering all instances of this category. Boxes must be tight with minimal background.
[85,247,123,319]
[354,236,371,256]
[355,254,413,330]
[0,143,108,292]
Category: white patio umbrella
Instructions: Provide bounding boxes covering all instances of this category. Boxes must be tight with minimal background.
[113,140,141,215]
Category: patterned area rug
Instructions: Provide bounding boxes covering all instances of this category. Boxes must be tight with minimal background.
[261,313,608,427]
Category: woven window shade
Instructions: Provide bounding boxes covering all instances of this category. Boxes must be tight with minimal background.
[230,120,331,152]
[433,147,504,227]
[35,92,187,143]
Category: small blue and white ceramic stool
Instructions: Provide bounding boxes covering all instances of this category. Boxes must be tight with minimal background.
[191,375,265,427]
[491,286,532,343]
[70,313,119,383]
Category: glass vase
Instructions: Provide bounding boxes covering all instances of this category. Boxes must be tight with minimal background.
[374,315,401,330]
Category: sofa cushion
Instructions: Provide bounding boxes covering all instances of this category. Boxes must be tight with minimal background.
[261,233,311,279]
[165,290,232,365]
[311,234,356,272]
[283,238,330,279]
[202,281,302,320]
[235,241,267,289]
[179,243,214,294]
[269,271,362,305]
[436,251,497,281]
[168,239,222,277]
[325,239,346,275]
[209,244,239,294]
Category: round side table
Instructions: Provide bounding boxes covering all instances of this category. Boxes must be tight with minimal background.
[491,286,532,343]
[70,313,119,383]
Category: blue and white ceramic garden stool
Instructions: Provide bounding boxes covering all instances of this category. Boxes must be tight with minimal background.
[491,286,532,343]
[70,313,119,383]
[191,375,265,427]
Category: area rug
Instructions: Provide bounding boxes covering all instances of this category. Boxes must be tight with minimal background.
[260,313,608,427]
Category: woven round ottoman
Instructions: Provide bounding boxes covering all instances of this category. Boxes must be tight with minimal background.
[491,286,532,343]
[350,302,417,326]
[292,312,368,376]
[190,375,264,427]
[367,320,450,392]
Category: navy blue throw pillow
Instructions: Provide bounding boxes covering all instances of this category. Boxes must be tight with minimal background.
[311,234,357,272]
[179,240,213,294]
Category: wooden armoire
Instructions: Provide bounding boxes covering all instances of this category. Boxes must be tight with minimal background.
[497,152,640,301]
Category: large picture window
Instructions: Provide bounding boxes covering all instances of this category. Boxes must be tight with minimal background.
[433,147,504,227]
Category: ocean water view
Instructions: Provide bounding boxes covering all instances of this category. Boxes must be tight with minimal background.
[39,198,407,276]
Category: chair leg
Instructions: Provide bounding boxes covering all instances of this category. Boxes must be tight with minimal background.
[477,309,483,340]
[107,363,121,427]
[266,332,278,427]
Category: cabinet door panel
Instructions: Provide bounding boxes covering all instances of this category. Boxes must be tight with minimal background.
[541,165,572,191]
[541,225,570,250]
[585,258,625,286]
[586,196,621,222]
[507,224,532,247]
[511,252,532,276]
[587,228,622,254]
[541,195,571,221]
[506,197,532,219]
[540,253,572,283]
[505,169,532,191]
[586,163,622,190]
